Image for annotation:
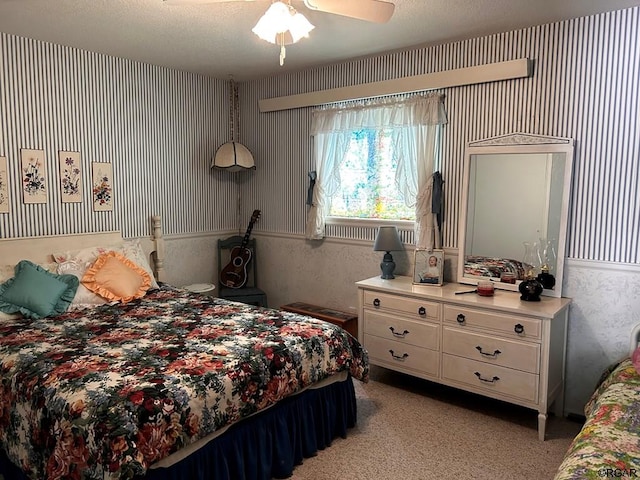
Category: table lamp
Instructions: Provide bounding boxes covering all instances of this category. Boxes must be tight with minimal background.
[373,226,403,279]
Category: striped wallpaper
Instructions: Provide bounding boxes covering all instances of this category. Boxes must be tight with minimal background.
[241,6,640,264]
[0,33,237,239]
[1,7,639,264]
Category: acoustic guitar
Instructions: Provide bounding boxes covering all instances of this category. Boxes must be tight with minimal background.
[220,209,261,289]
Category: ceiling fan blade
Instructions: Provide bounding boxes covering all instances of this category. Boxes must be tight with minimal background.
[163,0,255,4]
[303,0,395,23]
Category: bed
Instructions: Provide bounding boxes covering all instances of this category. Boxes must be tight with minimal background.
[0,217,369,480]
[553,325,640,479]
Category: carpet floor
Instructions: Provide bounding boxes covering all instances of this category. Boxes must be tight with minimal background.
[289,366,583,480]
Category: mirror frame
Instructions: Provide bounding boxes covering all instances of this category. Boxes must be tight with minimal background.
[457,133,574,298]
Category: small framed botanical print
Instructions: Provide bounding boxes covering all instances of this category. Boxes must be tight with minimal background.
[92,162,113,211]
[413,249,444,286]
[21,148,47,204]
[0,156,9,213]
[59,151,82,203]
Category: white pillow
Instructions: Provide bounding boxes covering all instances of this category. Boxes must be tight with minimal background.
[121,239,159,289]
[56,260,109,310]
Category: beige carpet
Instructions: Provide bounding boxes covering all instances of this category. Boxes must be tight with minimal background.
[289,366,583,480]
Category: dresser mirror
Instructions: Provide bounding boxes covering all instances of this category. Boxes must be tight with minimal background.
[457,133,574,298]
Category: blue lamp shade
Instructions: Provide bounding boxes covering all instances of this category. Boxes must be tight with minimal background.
[212,142,256,172]
[373,226,403,279]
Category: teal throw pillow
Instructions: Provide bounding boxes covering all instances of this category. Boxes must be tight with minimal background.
[0,260,79,319]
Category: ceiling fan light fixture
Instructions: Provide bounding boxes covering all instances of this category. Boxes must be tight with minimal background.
[288,11,315,42]
[252,1,314,65]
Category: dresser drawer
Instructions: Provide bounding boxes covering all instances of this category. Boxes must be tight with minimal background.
[364,310,439,350]
[364,334,439,377]
[442,354,539,403]
[443,305,541,340]
[442,327,540,374]
[364,291,440,320]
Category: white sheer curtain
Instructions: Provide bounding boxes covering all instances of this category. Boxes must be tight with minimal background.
[306,93,447,248]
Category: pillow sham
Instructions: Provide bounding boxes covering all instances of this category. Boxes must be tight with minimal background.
[121,239,160,289]
[82,251,151,303]
[0,260,79,319]
[54,241,159,290]
[57,260,109,310]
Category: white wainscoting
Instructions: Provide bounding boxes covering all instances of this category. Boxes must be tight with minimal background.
[562,258,640,415]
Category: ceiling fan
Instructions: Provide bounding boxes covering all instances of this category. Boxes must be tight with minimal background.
[162,0,396,25]
[163,0,395,65]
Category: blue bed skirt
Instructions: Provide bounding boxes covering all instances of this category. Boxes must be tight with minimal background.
[0,374,357,480]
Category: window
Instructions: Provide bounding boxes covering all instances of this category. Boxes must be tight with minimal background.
[306,93,446,249]
[329,128,415,221]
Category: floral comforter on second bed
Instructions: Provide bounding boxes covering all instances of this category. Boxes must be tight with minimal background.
[553,358,640,479]
[0,285,369,480]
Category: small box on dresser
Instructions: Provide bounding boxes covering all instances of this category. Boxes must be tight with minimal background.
[356,275,571,441]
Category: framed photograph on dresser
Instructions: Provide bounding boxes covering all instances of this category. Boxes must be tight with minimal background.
[413,249,444,285]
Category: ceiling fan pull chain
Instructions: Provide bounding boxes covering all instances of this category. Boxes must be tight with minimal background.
[280,45,286,66]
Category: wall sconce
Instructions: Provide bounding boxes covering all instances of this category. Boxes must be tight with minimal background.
[373,226,403,279]
[252,1,315,66]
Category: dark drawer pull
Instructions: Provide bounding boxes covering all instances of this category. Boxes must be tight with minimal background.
[389,350,409,361]
[389,326,410,338]
[457,313,466,324]
[476,346,501,358]
[373,298,381,307]
[474,372,500,383]
[418,306,426,316]
[514,323,524,334]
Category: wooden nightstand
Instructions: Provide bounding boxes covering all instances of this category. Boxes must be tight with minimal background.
[281,302,358,338]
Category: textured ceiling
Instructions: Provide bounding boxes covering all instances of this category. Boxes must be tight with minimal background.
[0,0,639,81]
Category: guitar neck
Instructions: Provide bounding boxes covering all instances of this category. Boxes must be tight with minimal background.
[238,210,260,249]
[240,225,254,248]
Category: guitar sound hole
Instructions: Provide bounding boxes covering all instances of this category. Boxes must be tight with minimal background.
[233,258,243,266]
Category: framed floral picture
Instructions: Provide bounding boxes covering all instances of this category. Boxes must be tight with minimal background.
[92,162,113,211]
[21,148,47,204]
[0,156,9,214]
[413,249,444,286]
[59,151,82,203]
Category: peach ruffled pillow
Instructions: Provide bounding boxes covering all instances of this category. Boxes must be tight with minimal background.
[82,251,151,303]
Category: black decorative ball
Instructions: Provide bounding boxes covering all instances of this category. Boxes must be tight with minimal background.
[519,278,544,301]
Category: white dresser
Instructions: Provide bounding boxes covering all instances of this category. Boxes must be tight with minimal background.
[356,276,571,440]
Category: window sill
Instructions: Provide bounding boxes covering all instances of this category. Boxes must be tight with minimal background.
[326,217,414,229]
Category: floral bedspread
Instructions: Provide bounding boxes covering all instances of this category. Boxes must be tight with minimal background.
[554,358,640,479]
[0,285,369,480]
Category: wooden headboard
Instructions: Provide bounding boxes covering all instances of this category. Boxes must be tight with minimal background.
[0,216,166,282]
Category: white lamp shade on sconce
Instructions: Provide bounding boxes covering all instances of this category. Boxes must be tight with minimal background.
[212,142,256,172]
